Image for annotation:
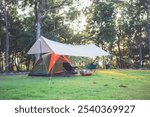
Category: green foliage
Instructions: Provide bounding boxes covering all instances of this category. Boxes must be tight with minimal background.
[0,0,150,71]
[86,0,116,45]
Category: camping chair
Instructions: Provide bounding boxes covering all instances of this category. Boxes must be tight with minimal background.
[63,62,78,75]
[86,57,99,70]
[86,63,98,72]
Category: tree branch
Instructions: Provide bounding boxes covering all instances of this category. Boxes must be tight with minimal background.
[38,0,45,15]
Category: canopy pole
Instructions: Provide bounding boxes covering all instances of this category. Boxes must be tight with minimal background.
[39,40,44,75]
[92,56,98,64]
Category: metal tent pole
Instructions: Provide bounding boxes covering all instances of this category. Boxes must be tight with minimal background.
[39,39,44,76]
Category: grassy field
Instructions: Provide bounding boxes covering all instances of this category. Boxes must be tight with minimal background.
[0,70,150,100]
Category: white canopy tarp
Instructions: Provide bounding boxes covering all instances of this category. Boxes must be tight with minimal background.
[27,36,110,57]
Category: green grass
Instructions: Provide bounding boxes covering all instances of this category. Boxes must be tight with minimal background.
[0,70,150,100]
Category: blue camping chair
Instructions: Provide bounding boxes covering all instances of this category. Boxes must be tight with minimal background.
[86,63,98,70]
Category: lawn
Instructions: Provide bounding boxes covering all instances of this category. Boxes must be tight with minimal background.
[0,70,150,100]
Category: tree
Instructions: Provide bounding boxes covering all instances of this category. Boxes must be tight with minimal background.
[144,0,150,61]
[87,0,116,46]
[32,0,70,62]
[86,0,116,67]
[2,0,9,72]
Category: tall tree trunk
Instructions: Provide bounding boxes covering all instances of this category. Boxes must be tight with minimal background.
[26,55,31,71]
[0,44,1,71]
[148,23,150,61]
[33,0,66,62]
[3,0,9,72]
[145,2,150,62]
[127,37,132,68]
[35,19,41,62]
[34,0,45,62]
[117,37,122,68]
[14,55,20,72]
[138,24,143,69]
[2,56,4,71]
[109,42,113,68]
[12,51,16,71]
[102,56,106,69]
[138,3,143,69]
[139,39,142,69]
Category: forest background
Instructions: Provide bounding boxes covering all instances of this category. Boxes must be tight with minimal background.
[0,0,150,72]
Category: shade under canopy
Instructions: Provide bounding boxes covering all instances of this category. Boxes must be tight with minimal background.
[27,36,110,57]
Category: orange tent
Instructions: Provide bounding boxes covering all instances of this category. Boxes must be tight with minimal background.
[29,53,72,76]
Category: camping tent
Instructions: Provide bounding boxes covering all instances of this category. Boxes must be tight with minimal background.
[29,53,72,76]
[28,36,110,76]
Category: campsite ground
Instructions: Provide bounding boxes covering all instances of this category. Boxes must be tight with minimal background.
[0,70,150,100]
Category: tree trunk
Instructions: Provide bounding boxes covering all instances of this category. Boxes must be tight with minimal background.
[138,27,142,69]
[26,56,31,71]
[12,51,16,71]
[2,56,4,72]
[117,37,122,68]
[109,42,113,68]
[127,38,132,68]
[102,56,106,69]
[13,50,20,72]
[148,23,150,61]
[139,40,142,69]
[33,0,66,62]
[34,0,46,62]
[145,3,150,62]
[0,45,1,71]
[138,9,143,69]
[3,0,9,72]
[35,21,41,62]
